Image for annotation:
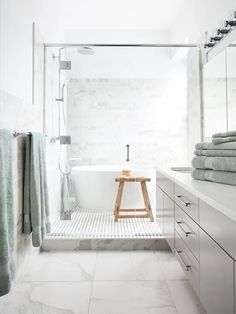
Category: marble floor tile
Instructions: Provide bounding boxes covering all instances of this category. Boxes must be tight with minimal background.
[161,259,187,281]
[167,281,206,314]
[21,251,97,282]
[89,280,175,314]
[2,282,92,314]
[0,293,9,314]
[94,251,164,281]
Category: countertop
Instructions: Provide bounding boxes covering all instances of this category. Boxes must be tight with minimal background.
[156,166,236,223]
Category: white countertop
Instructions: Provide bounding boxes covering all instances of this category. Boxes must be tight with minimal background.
[156,166,236,223]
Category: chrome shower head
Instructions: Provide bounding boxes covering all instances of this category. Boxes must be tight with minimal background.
[77,46,94,55]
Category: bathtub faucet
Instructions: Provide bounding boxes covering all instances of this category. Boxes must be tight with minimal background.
[126,144,130,162]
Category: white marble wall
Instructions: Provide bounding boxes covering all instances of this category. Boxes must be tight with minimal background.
[67,78,188,167]
[0,89,42,274]
[0,40,61,280]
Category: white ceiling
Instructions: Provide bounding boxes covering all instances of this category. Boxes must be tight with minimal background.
[59,0,185,30]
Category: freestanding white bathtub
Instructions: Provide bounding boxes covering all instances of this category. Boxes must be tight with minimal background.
[71,165,156,218]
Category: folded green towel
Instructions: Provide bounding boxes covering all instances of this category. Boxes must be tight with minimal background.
[23,133,51,247]
[0,129,15,296]
[195,142,236,150]
[212,137,236,145]
[194,149,236,157]
[192,169,236,186]
[213,131,236,138]
[192,156,236,172]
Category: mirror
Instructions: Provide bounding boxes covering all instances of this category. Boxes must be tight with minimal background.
[226,44,236,130]
[203,50,227,140]
[203,31,236,141]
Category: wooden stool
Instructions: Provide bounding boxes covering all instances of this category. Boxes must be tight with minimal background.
[114,176,154,222]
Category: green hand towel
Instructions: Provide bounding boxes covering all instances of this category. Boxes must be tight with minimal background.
[23,133,51,247]
[0,129,15,296]
[212,137,236,145]
[213,130,236,138]
[195,142,236,150]
[192,169,236,186]
[194,149,236,157]
[192,156,236,172]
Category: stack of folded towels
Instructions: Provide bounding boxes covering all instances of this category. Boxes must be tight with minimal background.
[192,131,236,186]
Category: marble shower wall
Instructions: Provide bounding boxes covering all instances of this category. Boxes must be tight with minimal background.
[67,78,188,166]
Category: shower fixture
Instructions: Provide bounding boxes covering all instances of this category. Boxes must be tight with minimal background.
[60,60,71,70]
[56,83,66,102]
[77,46,94,55]
[126,144,130,162]
[60,135,71,145]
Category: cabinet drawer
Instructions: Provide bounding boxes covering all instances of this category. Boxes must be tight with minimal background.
[175,185,199,223]
[199,200,236,260]
[156,171,174,200]
[175,205,199,260]
[175,231,199,297]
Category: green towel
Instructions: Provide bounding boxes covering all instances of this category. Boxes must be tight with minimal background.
[194,149,236,157]
[23,133,51,247]
[195,142,236,150]
[192,156,236,172]
[212,137,236,145]
[213,131,236,138]
[192,169,236,186]
[0,129,15,296]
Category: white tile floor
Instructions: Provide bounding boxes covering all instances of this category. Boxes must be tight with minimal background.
[0,250,206,314]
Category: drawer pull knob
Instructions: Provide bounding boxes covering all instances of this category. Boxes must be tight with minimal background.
[176,195,191,207]
[177,221,191,237]
[175,249,191,271]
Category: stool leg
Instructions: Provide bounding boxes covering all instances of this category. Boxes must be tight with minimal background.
[114,182,124,222]
[141,181,154,222]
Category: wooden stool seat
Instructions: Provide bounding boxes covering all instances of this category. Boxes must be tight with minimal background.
[114,176,154,222]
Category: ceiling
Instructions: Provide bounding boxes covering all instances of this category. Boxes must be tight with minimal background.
[59,0,185,30]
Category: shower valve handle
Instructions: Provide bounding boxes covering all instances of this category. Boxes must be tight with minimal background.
[126,144,130,162]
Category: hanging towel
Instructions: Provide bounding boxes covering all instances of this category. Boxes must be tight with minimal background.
[192,156,236,172]
[213,130,236,138]
[194,149,236,157]
[0,129,15,296]
[23,133,50,247]
[191,169,236,186]
[195,142,236,150]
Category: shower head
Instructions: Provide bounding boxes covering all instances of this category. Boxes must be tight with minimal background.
[77,46,94,55]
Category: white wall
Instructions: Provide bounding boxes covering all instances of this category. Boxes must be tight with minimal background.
[0,0,63,102]
[0,0,63,274]
[170,0,236,43]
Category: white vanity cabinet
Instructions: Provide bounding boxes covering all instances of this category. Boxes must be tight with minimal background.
[163,193,175,251]
[156,169,236,314]
[200,228,234,314]
[156,186,164,233]
[156,171,175,250]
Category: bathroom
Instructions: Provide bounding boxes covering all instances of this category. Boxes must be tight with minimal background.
[1,0,236,313]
